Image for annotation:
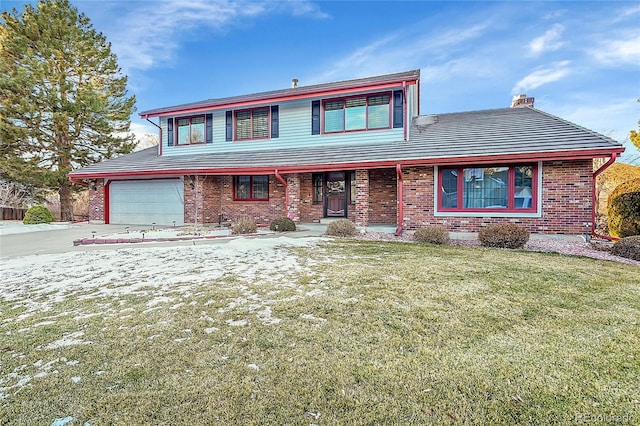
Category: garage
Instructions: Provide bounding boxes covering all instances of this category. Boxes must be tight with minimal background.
[108,179,184,225]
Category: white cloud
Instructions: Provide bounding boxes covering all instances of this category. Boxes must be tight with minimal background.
[528,24,564,56]
[310,22,490,85]
[103,0,326,73]
[589,33,640,66]
[512,61,572,94]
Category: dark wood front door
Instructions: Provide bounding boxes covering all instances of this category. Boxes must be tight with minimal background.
[325,171,346,217]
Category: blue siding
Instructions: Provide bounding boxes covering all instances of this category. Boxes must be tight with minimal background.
[160,86,415,157]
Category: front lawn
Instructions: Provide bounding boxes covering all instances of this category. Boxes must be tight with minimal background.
[1,239,638,424]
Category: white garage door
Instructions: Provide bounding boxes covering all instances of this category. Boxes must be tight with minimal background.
[109,179,184,225]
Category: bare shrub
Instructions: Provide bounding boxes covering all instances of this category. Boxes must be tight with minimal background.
[611,236,640,261]
[414,225,450,245]
[325,219,357,237]
[232,217,257,235]
[478,223,530,249]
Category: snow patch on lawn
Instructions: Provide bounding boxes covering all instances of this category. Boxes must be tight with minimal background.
[0,236,325,321]
[43,331,92,349]
[0,236,329,401]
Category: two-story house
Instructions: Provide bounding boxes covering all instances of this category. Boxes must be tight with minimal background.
[68,69,624,235]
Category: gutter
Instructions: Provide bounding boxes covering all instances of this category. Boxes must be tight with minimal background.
[395,164,404,236]
[68,176,88,187]
[67,147,625,181]
[274,169,289,218]
[144,116,162,156]
[592,153,619,241]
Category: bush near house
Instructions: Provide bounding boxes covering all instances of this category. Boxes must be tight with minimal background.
[325,219,357,237]
[607,178,640,238]
[270,216,296,232]
[231,217,257,235]
[478,223,530,249]
[611,235,640,261]
[414,225,450,245]
[22,205,55,224]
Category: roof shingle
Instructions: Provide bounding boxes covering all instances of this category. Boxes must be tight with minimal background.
[70,107,624,178]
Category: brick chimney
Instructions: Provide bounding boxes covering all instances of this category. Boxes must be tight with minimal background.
[511,94,534,108]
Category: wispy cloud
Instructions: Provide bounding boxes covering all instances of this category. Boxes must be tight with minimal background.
[589,33,640,66]
[527,24,564,57]
[512,61,572,94]
[104,0,327,73]
[310,21,490,85]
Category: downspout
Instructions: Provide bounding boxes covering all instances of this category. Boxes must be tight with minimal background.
[395,164,404,236]
[592,153,618,241]
[274,169,289,218]
[145,116,162,156]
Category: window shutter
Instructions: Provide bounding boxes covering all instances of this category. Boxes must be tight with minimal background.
[225,111,233,141]
[271,105,279,138]
[167,118,174,146]
[205,114,213,144]
[311,100,320,135]
[393,90,404,128]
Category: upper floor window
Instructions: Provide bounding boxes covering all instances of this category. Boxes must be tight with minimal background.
[234,175,269,201]
[177,116,205,145]
[323,93,391,133]
[439,165,536,212]
[236,107,269,141]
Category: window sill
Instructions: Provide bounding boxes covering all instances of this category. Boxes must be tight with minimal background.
[435,210,541,218]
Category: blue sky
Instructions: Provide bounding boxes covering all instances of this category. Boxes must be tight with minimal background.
[3,0,640,163]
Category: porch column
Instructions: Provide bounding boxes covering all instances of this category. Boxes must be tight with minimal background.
[184,175,206,224]
[89,179,106,224]
[355,169,369,227]
[286,173,301,222]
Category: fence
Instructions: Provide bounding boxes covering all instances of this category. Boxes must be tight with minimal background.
[1,207,27,220]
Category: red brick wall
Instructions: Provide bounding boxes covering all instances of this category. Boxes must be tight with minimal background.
[213,175,286,225]
[91,161,592,234]
[299,173,324,223]
[401,160,593,234]
[89,179,106,223]
[184,176,222,224]
[369,168,397,225]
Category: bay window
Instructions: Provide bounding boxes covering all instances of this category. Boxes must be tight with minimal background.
[439,165,536,212]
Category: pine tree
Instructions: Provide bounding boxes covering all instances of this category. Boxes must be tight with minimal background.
[0,0,136,220]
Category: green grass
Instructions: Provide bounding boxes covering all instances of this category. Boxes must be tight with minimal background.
[1,240,638,425]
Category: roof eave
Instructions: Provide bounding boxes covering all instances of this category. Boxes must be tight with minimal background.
[67,147,624,180]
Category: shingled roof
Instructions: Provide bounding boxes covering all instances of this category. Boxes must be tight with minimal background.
[69,107,624,179]
[139,69,421,117]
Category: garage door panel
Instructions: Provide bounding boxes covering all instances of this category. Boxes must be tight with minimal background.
[109,179,184,225]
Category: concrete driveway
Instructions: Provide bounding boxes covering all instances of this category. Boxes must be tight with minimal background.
[0,222,327,259]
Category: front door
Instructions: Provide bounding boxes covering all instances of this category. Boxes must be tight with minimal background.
[325,171,346,217]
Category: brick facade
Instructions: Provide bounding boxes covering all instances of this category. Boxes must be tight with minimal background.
[88,179,106,223]
[354,169,369,226]
[401,160,593,234]
[299,173,324,222]
[92,161,594,234]
[368,168,397,225]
